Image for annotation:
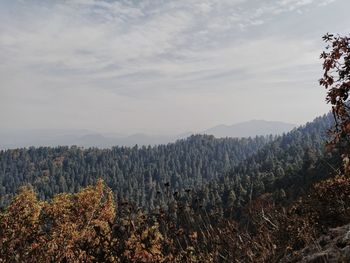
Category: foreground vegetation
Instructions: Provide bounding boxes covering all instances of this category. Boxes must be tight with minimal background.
[1,171,350,262]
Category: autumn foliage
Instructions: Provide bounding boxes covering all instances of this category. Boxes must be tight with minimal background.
[0,179,118,262]
[1,174,350,263]
[320,33,350,173]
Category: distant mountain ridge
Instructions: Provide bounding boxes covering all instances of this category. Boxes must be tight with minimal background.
[0,130,189,149]
[0,120,296,149]
[203,120,296,138]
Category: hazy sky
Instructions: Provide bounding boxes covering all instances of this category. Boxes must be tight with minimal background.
[0,0,348,135]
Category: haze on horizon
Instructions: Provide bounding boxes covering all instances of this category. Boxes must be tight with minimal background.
[1,0,348,135]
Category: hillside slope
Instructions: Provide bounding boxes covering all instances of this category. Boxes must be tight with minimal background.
[0,114,333,211]
[0,135,270,208]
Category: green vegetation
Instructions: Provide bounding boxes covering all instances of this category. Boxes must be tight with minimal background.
[0,135,272,208]
[0,114,332,211]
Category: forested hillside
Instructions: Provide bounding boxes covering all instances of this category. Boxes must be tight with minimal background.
[181,113,337,215]
[0,111,345,262]
[0,107,347,263]
[0,112,346,263]
[0,113,333,211]
[0,134,271,208]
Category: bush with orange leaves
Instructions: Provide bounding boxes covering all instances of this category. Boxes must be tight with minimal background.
[0,179,117,262]
[0,179,169,263]
[0,185,42,262]
[121,213,164,262]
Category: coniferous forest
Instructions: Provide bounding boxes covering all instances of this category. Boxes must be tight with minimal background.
[0,114,332,210]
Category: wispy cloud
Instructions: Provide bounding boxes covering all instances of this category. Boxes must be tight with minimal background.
[0,0,346,134]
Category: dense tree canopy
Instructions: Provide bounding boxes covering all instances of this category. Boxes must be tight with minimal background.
[0,113,333,213]
[0,135,271,208]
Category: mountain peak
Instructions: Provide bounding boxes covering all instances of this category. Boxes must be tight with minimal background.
[203,120,296,138]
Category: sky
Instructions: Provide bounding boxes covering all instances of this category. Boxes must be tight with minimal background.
[0,0,349,135]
